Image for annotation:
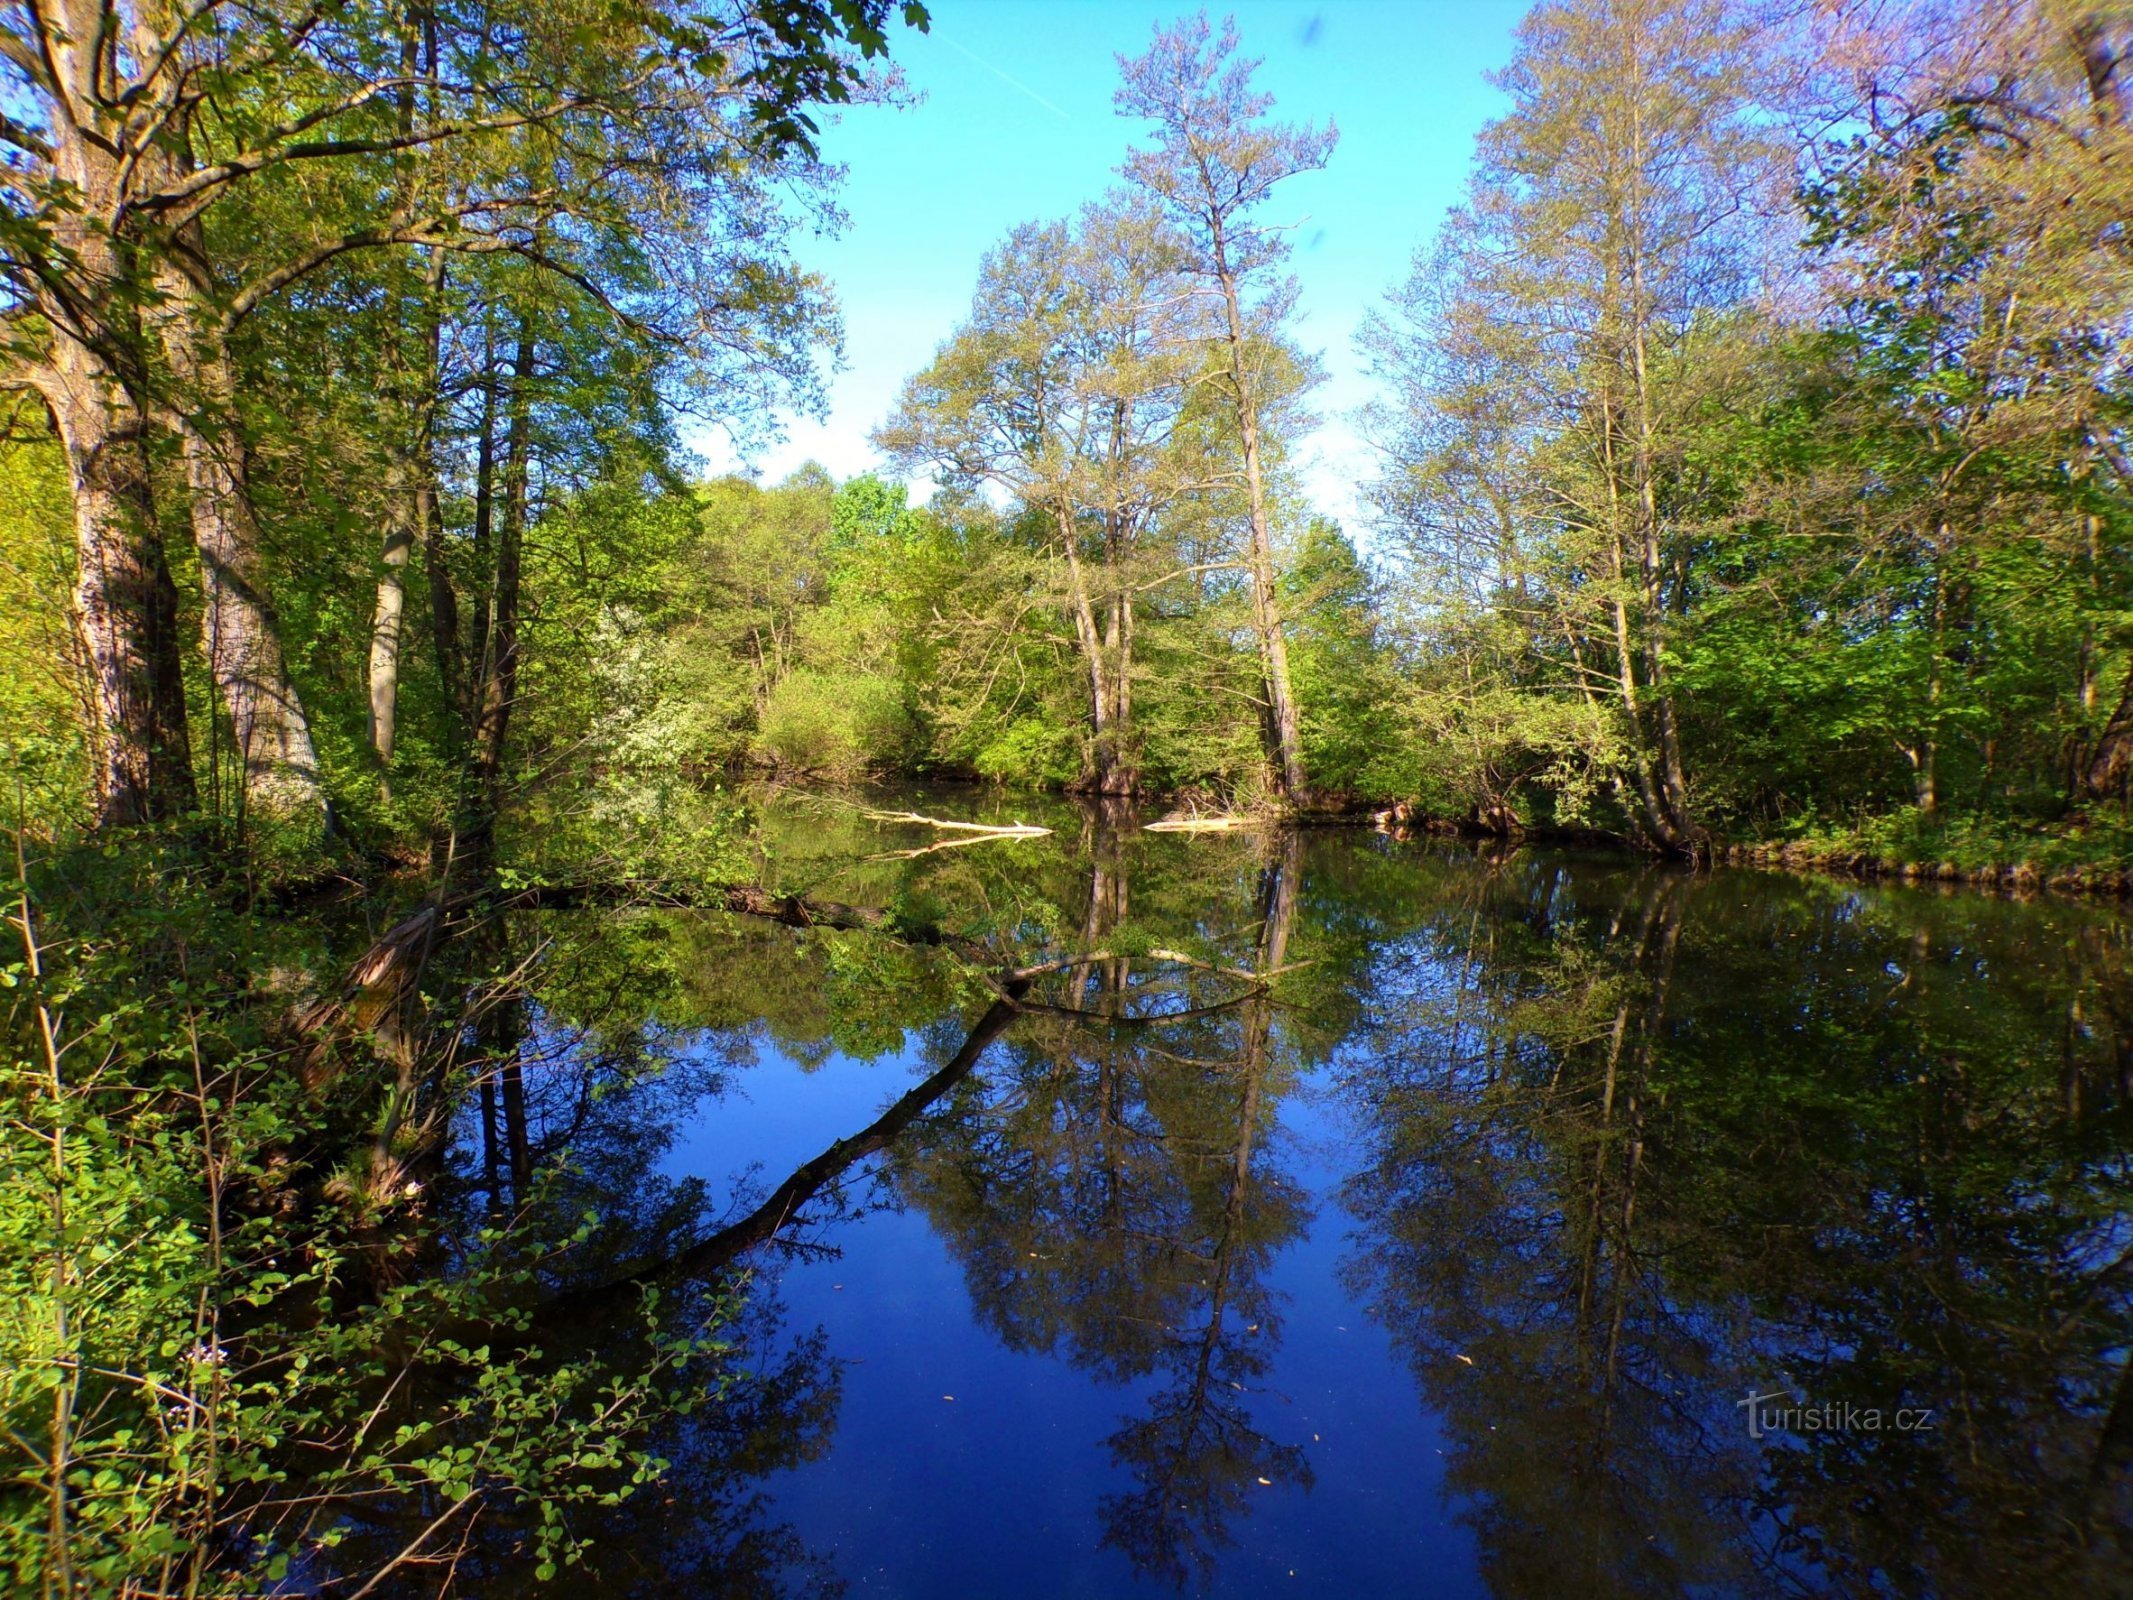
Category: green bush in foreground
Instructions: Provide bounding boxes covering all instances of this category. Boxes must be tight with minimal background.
[0,845,732,1595]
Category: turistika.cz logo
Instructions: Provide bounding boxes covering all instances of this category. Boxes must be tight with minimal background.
[1737,1388,1938,1440]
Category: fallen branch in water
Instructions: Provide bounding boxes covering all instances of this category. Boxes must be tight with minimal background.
[544,986,1028,1310]
[1142,815,1255,833]
[1007,948,1312,985]
[869,833,1047,862]
[542,953,1282,1310]
[862,808,1051,838]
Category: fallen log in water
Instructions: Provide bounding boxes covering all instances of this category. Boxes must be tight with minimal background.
[300,876,1299,1086]
[861,808,1050,837]
[1143,815,1256,833]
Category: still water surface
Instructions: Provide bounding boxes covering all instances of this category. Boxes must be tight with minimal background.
[478,793,2133,1597]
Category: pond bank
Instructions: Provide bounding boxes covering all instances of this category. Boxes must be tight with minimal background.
[1349,801,2133,899]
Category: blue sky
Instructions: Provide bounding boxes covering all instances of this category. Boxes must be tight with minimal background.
[698,0,1527,532]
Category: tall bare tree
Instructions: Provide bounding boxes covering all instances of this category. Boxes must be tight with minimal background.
[1115,14,1334,804]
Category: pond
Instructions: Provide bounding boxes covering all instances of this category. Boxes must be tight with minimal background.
[417,790,2133,1598]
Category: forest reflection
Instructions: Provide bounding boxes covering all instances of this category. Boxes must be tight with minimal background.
[363,797,2133,1597]
[1340,858,2133,1599]
[891,829,1314,1585]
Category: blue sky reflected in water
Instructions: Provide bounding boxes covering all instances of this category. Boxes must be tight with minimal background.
[666,1031,1483,1598]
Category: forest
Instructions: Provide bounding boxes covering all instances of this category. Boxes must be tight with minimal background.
[3,0,2132,1595]
[5,0,2133,865]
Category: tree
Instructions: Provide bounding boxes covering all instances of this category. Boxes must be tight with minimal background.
[1806,3,2133,805]
[1367,0,1782,851]
[0,0,925,829]
[880,198,1204,794]
[1115,14,1335,804]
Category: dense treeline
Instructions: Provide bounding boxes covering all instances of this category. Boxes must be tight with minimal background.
[5,0,2133,1592]
[10,5,2131,864]
[1364,0,2133,868]
[2,0,917,855]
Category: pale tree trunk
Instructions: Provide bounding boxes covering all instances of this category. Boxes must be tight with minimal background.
[1597,370,1690,855]
[1624,95,1696,852]
[367,496,414,767]
[463,349,501,743]
[1055,502,1125,793]
[40,347,195,825]
[25,0,195,825]
[367,14,441,774]
[1630,335,1693,843]
[153,245,326,826]
[1095,403,1140,797]
[1209,232,1308,804]
[1100,585,1137,796]
[369,253,446,769]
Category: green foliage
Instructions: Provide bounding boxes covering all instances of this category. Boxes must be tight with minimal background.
[757,667,914,777]
[0,437,89,835]
[1362,0,2133,856]
[972,715,1084,787]
[0,844,744,1593]
[1283,520,1413,799]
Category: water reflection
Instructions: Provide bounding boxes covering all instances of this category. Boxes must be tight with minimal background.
[1339,855,2133,1598]
[397,797,2133,1597]
[891,832,1316,1584]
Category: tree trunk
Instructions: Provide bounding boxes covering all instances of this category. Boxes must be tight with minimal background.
[1096,403,1140,797]
[1626,161,1695,850]
[370,246,447,769]
[369,12,444,776]
[421,433,461,739]
[468,314,536,858]
[368,495,413,767]
[2083,670,2133,803]
[1055,502,1124,793]
[28,5,195,827]
[1598,387,1690,856]
[153,243,325,827]
[1100,587,1138,796]
[1917,558,1946,815]
[1210,240,1308,804]
[465,343,500,741]
[41,350,196,825]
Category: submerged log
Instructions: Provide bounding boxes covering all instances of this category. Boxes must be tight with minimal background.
[861,808,1050,837]
[1143,815,1255,833]
[588,987,1027,1294]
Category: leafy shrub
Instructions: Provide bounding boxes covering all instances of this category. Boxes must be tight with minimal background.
[756,670,912,778]
[972,715,1082,787]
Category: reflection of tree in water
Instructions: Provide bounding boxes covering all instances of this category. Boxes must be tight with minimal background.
[395,1295,845,1600]
[308,871,1016,1596]
[550,1306,849,1600]
[320,809,2133,1597]
[1341,858,2133,1599]
[250,801,1361,1595]
[465,821,1327,1590]
[893,828,1317,1585]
